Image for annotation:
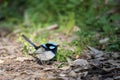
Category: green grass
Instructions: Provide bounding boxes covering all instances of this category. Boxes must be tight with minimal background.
[0,0,120,62]
[18,24,82,62]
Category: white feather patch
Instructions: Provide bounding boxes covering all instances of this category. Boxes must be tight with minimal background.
[36,51,55,61]
[34,47,55,61]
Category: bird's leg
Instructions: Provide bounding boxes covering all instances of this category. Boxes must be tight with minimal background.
[42,61,46,65]
[35,58,43,65]
[46,60,54,65]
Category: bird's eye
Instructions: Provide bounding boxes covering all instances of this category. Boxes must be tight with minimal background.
[49,46,55,49]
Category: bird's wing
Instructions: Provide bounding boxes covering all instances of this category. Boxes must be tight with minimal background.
[35,50,55,61]
[34,47,55,61]
[34,47,45,54]
[43,51,55,60]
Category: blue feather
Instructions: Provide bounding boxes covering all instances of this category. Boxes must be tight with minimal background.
[48,42,57,45]
[49,46,55,49]
[42,44,47,48]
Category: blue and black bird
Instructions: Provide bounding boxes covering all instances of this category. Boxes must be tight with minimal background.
[21,35,59,62]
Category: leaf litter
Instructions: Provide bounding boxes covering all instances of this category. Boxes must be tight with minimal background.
[0,27,120,80]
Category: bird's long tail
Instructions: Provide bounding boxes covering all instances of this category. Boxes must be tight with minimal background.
[21,34,38,49]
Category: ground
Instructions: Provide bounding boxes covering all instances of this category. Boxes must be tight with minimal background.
[0,27,120,80]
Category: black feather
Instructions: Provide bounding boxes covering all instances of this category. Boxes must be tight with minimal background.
[21,34,39,49]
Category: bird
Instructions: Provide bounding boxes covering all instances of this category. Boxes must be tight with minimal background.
[21,34,59,63]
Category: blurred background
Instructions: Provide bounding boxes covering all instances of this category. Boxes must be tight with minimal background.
[0,0,120,61]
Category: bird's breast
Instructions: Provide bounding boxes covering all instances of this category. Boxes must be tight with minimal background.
[36,51,55,61]
[34,47,55,61]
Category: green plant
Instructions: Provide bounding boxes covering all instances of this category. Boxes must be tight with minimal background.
[0,0,120,62]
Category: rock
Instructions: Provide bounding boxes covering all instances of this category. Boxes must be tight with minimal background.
[71,59,89,68]
[88,46,104,58]
[74,68,81,72]
[69,59,89,78]
[68,70,77,77]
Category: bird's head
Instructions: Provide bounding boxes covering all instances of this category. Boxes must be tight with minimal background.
[41,42,59,54]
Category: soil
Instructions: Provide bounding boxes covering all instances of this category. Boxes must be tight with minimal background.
[0,28,120,80]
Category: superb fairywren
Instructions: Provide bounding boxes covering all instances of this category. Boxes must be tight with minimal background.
[21,35,59,61]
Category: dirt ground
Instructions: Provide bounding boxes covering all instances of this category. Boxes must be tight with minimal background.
[0,28,120,80]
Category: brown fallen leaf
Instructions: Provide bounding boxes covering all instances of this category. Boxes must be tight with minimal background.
[15,56,33,62]
[0,59,4,63]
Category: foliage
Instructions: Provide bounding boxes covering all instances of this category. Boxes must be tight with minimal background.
[0,0,120,61]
